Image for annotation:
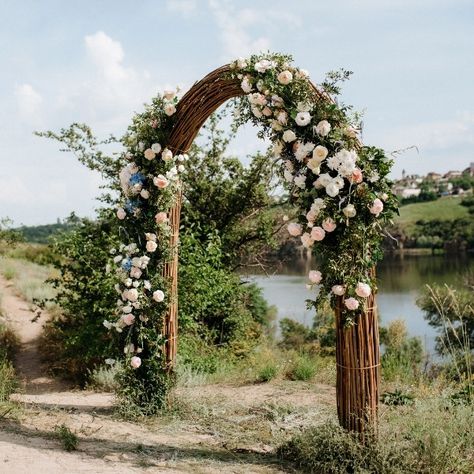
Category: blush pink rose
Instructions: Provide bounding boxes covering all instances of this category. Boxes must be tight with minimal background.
[350,168,363,184]
[146,240,158,252]
[322,218,336,232]
[155,212,168,224]
[116,208,126,220]
[122,313,135,326]
[130,267,142,279]
[332,285,345,296]
[153,175,169,189]
[344,297,359,311]
[153,290,165,302]
[287,222,303,237]
[310,226,326,241]
[130,356,142,369]
[369,198,384,216]
[144,148,156,160]
[308,270,322,284]
[301,232,314,248]
[355,282,372,298]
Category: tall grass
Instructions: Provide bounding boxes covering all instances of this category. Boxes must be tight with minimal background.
[0,257,57,306]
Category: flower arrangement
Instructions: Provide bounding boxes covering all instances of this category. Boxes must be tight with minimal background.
[106,52,397,411]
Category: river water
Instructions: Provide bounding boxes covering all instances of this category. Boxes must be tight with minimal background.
[244,254,473,355]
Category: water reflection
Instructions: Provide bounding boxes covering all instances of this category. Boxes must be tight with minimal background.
[243,254,473,355]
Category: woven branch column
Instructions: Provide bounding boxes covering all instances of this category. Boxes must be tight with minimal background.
[336,293,380,434]
[161,64,380,435]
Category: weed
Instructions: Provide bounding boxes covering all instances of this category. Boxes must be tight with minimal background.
[54,424,78,451]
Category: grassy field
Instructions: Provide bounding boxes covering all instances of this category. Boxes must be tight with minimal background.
[395,196,470,234]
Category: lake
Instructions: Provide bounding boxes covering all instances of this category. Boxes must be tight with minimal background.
[244,254,474,355]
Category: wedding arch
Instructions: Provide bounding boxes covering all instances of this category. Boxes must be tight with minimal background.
[109,53,397,434]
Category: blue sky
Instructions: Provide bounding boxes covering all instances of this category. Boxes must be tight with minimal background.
[1,0,473,225]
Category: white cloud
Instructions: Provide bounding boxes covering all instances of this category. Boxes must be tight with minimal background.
[14,83,43,120]
[379,111,474,151]
[208,0,270,59]
[166,0,197,15]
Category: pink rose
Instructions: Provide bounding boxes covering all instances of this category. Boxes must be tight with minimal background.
[116,208,126,220]
[144,148,156,160]
[153,175,169,189]
[308,270,322,284]
[126,288,139,302]
[130,356,142,369]
[155,212,168,224]
[322,218,336,232]
[301,232,314,248]
[350,168,363,184]
[355,282,372,298]
[164,103,176,116]
[310,226,326,241]
[130,267,142,279]
[161,148,173,162]
[332,285,345,296]
[122,313,135,326]
[344,297,359,311]
[287,222,302,237]
[277,70,293,85]
[369,198,384,216]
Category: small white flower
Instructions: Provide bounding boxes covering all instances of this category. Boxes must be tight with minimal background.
[144,280,151,290]
[151,143,162,153]
[325,181,340,197]
[140,189,150,199]
[254,59,274,73]
[146,240,158,252]
[343,204,357,218]
[241,76,253,93]
[117,208,126,220]
[236,57,247,69]
[295,111,311,126]
[294,174,306,189]
[103,320,113,330]
[163,89,176,100]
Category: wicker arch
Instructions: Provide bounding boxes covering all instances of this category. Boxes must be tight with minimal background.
[162,65,380,434]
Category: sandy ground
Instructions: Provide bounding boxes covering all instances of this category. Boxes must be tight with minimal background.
[0,274,335,473]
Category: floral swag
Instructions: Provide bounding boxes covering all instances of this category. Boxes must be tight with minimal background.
[105,52,397,410]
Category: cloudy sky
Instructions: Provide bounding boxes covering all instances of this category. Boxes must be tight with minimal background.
[1,0,473,225]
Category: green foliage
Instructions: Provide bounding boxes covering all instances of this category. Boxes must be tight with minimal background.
[380,319,423,382]
[257,362,279,382]
[286,354,316,381]
[0,323,18,402]
[184,113,282,267]
[414,218,474,251]
[54,424,78,451]
[279,400,474,474]
[0,218,24,245]
[381,388,415,406]
[41,216,121,384]
[179,231,267,356]
[16,217,80,244]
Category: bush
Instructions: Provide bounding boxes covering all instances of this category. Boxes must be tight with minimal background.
[0,324,19,402]
[286,354,316,381]
[258,362,279,382]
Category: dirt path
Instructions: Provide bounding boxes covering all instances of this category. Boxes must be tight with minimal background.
[0,274,335,473]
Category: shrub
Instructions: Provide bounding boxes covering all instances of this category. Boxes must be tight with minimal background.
[0,324,19,402]
[54,424,78,451]
[286,354,316,381]
[258,362,279,382]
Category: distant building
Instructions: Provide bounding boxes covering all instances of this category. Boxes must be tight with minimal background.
[426,172,442,181]
[463,162,474,176]
[444,170,462,179]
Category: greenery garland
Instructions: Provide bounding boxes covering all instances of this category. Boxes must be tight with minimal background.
[106,52,397,413]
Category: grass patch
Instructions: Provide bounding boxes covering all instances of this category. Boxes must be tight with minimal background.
[395,196,469,234]
[0,257,57,306]
[87,364,119,392]
[279,398,474,473]
[54,424,78,451]
[0,322,19,402]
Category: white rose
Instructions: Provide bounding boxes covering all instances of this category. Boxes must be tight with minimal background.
[241,76,252,93]
[276,110,288,125]
[161,148,173,161]
[301,232,314,248]
[151,143,162,153]
[140,189,150,199]
[307,158,321,174]
[146,241,158,252]
[236,57,247,69]
[164,89,176,100]
[294,174,306,189]
[283,169,293,182]
[282,130,297,143]
[153,290,165,302]
[271,120,283,131]
[296,68,309,79]
[295,111,311,126]
[314,120,331,136]
[313,145,328,162]
[325,181,340,197]
[126,288,139,302]
[251,106,263,118]
[343,204,357,218]
[254,59,274,73]
[164,103,176,116]
[277,70,293,85]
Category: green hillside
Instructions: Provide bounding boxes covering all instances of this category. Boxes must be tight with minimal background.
[395,196,470,234]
